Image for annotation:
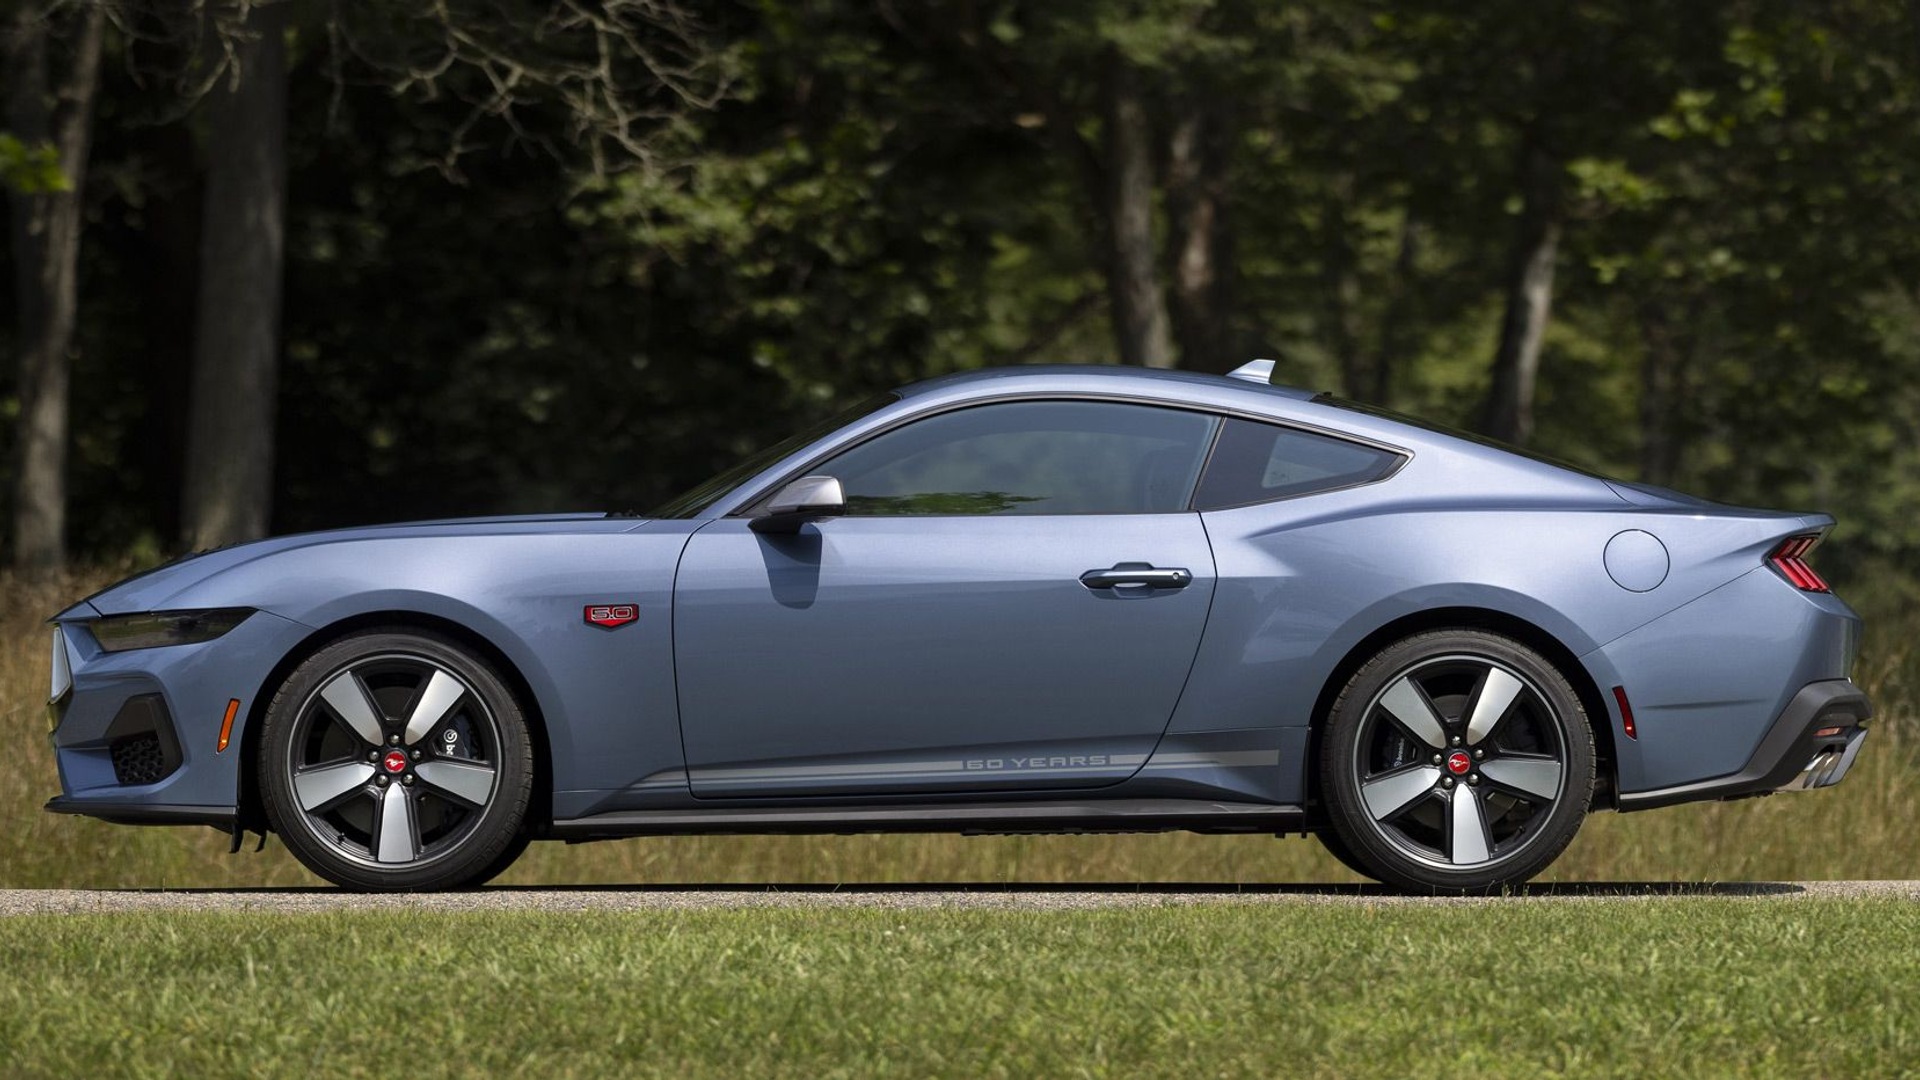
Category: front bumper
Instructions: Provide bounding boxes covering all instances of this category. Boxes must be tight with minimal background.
[44,796,235,828]
[44,608,312,826]
[1617,679,1872,811]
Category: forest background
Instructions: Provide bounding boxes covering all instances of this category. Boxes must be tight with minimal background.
[5,0,1919,602]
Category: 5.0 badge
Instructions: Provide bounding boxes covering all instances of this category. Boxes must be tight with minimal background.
[584,604,638,629]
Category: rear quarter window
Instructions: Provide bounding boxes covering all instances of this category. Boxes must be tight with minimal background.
[1193,418,1401,510]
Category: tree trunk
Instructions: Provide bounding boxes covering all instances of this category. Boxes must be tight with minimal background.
[133,120,203,544]
[1369,214,1421,406]
[1481,136,1562,446]
[1165,105,1235,372]
[1098,53,1175,370]
[1636,298,1690,487]
[1317,177,1366,397]
[4,1,105,570]
[181,1,288,550]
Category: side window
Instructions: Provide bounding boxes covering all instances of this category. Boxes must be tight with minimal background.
[817,401,1218,516]
[1193,418,1400,510]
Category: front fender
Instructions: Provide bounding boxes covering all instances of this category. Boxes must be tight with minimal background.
[158,531,694,813]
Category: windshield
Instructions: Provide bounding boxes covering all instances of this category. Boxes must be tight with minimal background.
[645,393,899,518]
[1310,393,1617,482]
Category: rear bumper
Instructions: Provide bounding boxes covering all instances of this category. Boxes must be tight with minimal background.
[1617,679,1872,811]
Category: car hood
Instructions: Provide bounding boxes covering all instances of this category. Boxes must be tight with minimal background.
[67,513,642,617]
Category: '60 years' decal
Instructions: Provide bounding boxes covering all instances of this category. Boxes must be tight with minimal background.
[584,604,639,629]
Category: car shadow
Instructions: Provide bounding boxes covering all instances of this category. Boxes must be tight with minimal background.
[134,880,1808,897]
[488,880,1810,897]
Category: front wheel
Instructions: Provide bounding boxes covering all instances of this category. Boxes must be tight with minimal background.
[1313,827,1377,881]
[1319,629,1594,894]
[259,629,535,891]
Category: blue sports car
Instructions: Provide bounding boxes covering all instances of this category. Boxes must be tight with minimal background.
[43,361,1872,892]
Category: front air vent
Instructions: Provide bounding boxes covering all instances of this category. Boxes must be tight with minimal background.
[111,733,170,786]
[103,695,183,786]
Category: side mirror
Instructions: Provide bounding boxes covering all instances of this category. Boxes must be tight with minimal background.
[750,475,846,534]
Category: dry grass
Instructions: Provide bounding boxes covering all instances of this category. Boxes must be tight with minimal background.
[3,567,1913,889]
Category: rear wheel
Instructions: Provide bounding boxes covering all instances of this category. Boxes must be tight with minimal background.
[1320,629,1594,893]
[465,827,535,889]
[260,629,534,891]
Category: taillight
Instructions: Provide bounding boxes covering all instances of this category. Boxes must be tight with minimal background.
[1768,535,1830,592]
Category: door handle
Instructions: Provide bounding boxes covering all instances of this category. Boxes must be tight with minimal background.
[1079,565,1193,590]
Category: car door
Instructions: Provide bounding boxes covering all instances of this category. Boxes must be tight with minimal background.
[673,399,1221,798]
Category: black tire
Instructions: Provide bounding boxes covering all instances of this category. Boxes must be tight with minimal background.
[259,629,535,891]
[1320,629,1594,894]
[1312,827,1377,881]
[463,828,535,889]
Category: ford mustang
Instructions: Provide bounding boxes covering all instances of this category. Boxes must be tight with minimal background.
[42,361,1872,892]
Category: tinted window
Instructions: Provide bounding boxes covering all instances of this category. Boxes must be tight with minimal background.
[1193,418,1399,510]
[819,401,1218,515]
[649,394,898,518]
[1312,393,1610,481]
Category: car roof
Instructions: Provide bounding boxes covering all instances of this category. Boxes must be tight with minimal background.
[897,364,1323,403]
[883,363,1631,501]
[698,362,1629,518]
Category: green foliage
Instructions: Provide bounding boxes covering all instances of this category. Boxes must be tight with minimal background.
[8,0,1920,581]
[1545,3,1920,573]
[0,133,69,194]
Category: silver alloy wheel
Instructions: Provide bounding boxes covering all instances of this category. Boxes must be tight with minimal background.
[285,652,502,870]
[1351,653,1567,870]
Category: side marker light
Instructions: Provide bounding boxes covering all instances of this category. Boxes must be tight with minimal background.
[216,698,241,753]
[1611,686,1638,741]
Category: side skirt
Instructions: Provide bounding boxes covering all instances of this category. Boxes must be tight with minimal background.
[549,798,1306,841]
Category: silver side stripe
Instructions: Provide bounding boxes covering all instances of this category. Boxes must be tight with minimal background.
[697,758,976,781]
[1141,750,1278,769]
[661,748,1278,789]
[691,755,1149,785]
[697,765,1140,786]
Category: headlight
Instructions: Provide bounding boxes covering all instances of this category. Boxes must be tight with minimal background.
[88,609,254,653]
[49,627,72,703]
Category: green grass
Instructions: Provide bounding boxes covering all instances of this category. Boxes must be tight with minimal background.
[2,901,1917,1078]
[3,567,1916,889]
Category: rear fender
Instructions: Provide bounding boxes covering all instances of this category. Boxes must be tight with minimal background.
[1588,567,1860,793]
